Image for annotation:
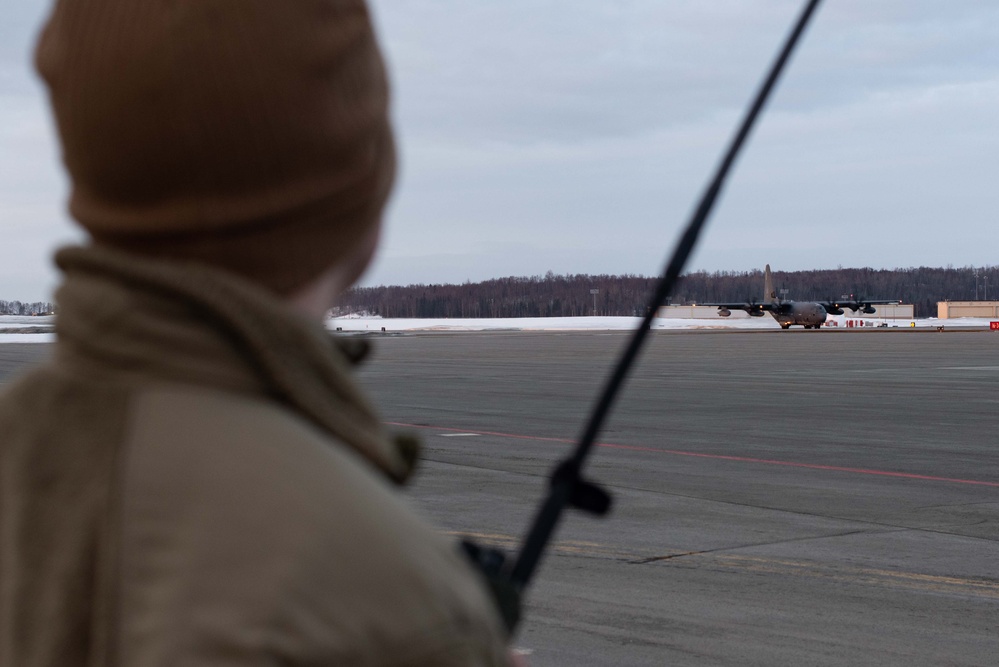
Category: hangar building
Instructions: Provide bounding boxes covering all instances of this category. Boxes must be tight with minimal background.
[937,301,999,318]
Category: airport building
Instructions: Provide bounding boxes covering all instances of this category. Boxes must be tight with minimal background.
[937,301,999,319]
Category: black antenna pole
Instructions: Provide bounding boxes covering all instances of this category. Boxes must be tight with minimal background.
[508,0,824,591]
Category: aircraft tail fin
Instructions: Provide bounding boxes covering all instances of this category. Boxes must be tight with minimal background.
[764,264,778,303]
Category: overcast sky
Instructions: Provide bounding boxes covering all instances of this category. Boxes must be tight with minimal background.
[3,1,998,302]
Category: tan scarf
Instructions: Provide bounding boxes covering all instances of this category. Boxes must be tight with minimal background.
[55,244,416,484]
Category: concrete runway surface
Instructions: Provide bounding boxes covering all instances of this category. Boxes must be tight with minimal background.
[354,329,999,666]
[3,330,998,665]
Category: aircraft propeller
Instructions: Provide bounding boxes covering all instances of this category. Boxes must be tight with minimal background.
[743,297,767,317]
[824,297,845,315]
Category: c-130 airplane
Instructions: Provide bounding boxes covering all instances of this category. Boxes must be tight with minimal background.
[701,265,900,329]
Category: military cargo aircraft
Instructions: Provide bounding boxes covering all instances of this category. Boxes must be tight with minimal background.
[701,265,899,329]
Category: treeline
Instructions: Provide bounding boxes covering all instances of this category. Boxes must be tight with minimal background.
[0,300,54,316]
[674,266,999,318]
[336,272,659,319]
[335,266,999,319]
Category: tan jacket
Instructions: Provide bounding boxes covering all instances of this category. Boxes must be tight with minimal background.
[0,246,508,666]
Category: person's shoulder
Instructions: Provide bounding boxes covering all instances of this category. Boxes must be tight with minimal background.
[0,362,129,463]
[124,384,415,528]
[117,386,509,665]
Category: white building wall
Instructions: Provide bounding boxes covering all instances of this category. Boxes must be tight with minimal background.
[938,302,999,318]
[860,303,914,319]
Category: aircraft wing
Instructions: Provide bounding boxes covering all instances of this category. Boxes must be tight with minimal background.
[700,302,777,317]
[820,299,900,315]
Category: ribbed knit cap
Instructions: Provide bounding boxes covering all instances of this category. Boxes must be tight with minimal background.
[35,0,395,295]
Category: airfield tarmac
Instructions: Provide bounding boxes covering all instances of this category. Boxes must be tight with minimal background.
[354,329,999,666]
[2,330,998,665]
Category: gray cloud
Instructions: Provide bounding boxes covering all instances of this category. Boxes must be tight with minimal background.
[2,1,997,301]
[364,0,999,284]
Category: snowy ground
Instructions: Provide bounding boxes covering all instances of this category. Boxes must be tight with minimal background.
[0,315,55,343]
[1,314,994,344]
[326,315,995,333]
[0,315,55,329]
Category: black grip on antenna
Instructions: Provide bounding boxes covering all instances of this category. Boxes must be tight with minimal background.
[460,540,522,635]
[553,460,612,515]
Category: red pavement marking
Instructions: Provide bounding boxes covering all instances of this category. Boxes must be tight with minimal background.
[387,421,999,488]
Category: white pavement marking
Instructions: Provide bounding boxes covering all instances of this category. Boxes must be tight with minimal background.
[439,433,481,437]
[937,366,999,371]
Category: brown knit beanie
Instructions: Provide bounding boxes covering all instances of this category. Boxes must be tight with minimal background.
[35,0,395,295]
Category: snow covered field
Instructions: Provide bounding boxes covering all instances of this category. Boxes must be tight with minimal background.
[0,334,53,343]
[0,315,55,343]
[0,315,55,329]
[327,315,994,333]
[1,314,994,344]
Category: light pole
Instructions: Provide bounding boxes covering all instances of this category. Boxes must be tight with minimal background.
[985,275,989,301]
[975,269,980,300]
[590,289,599,317]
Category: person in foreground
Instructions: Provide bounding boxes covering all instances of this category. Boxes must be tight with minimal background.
[0,0,512,664]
